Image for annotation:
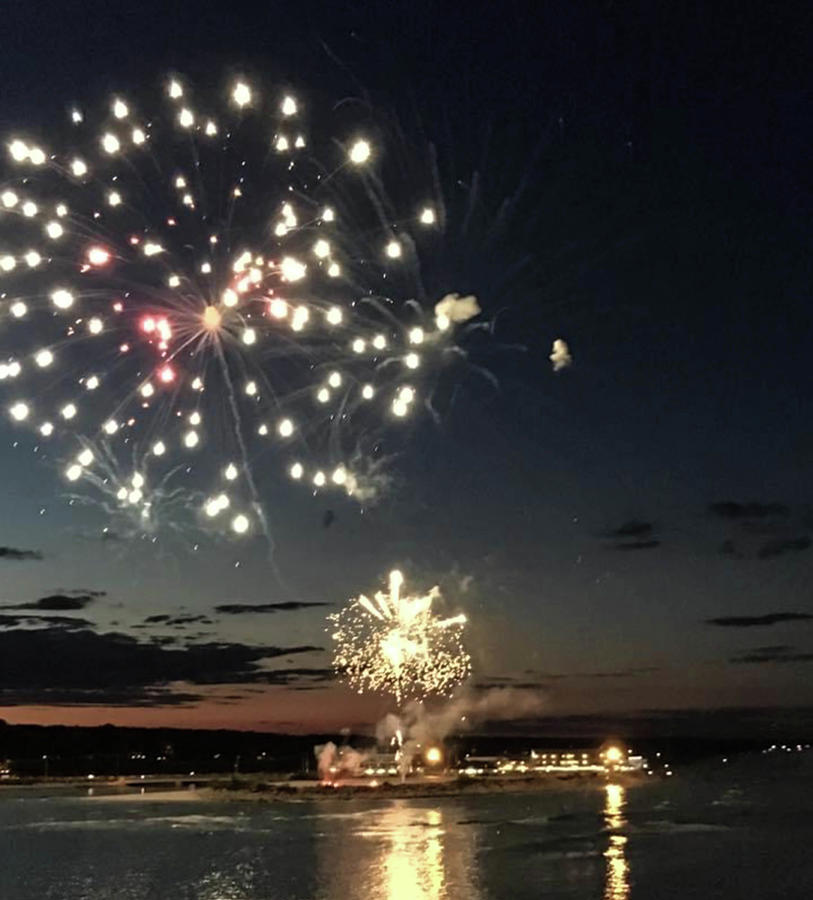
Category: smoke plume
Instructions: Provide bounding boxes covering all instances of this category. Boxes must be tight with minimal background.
[377,687,547,778]
[550,338,572,372]
[434,293,481,324]
[313,741,369,781]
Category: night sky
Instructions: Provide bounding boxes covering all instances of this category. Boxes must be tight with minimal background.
[1,0,811,738]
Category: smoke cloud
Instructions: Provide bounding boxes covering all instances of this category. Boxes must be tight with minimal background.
[313,689,547,783]
[434,293,481,324]
[377,687,547,778]
[313,741,369,781]
[549,338,572,372]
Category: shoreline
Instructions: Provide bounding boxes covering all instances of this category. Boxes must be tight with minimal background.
[117,773,649,803]
[217,773,649,800]
[1,772,651,803]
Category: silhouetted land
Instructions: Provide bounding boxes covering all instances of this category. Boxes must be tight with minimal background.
[0,720,780,778]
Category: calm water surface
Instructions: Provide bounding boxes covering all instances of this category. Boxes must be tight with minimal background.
[0,755,810,899]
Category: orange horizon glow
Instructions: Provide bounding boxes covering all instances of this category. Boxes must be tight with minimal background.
[0,685,391,733]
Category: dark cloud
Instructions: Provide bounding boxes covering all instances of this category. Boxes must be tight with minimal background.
[613,540,661,551]
[581,667,660,679]
[0,547,43,561]
[215,601,332,614]
[718,532,810,560]
[140,614,212,627]
[604,520,653,539]
[757,536,811,559]
[252,667,334,685]
[0,626,323,706]
[168,615,212,627]
[477,667,659,689]
[731,645,813,664]
[600,520,661,551]
[706,612,813,627]
[0,614,93,630]
[523,670,569,681]
[0,686,202,707]
[1,591,104,612]
[709,501,789,519]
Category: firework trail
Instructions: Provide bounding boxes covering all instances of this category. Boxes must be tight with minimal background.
[329,569,471,704]
[0,75,481,541]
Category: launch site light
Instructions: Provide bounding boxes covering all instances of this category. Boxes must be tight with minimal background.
[603,745,624,764]
[425,747,442,765]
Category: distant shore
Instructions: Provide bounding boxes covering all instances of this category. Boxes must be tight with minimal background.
[192,772,650,802]
[1,771,651,803]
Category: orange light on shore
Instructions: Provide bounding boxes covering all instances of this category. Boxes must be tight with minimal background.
[425,746,442,765]
[604,745,623,764]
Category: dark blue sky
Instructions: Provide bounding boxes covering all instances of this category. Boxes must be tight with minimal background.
[0,0,811,735]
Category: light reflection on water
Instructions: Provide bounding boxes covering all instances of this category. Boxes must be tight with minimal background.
[317,801,481,900]
[12,763,813,900]
[381,807,445,900]
[603,784,630,900]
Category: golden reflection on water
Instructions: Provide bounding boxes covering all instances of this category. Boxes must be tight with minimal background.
[603,784,630,900]
[383,807,445,900]
[323,801,480,900]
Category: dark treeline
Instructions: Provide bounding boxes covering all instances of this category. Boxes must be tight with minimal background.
[0,720,773,778]
[0,721,339,777]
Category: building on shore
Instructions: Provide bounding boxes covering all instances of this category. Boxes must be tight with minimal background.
[459,742,648,777]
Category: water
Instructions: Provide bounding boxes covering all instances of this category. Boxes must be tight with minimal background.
[0,755,811,899]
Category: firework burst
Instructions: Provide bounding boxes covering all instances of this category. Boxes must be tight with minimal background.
[63,437,202,541]
[0,74,480,540]
[329,569,471,703]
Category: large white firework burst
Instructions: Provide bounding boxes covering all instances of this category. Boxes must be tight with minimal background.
[0,74,480,540]
[329,569,471,703]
